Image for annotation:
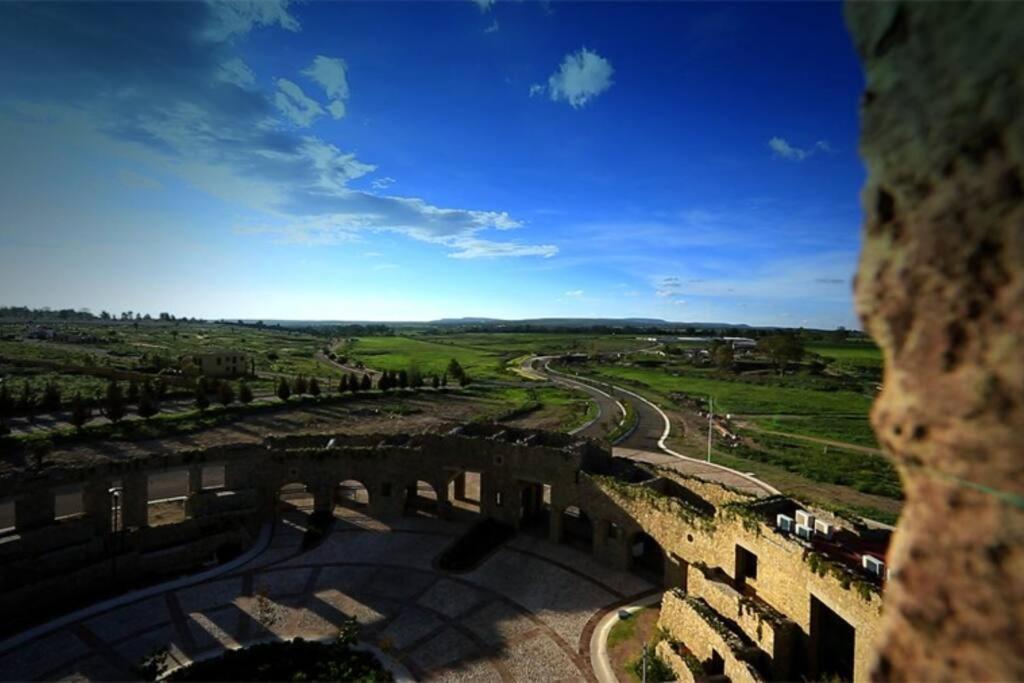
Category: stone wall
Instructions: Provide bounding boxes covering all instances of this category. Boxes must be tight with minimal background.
[845,2,1024,679]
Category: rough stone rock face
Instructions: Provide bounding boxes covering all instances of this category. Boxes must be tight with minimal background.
[845,3,1024,680]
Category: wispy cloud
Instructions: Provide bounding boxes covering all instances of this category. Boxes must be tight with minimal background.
[564,289,584,297]
[484,20,500,34]
[275,78,324,127]
[0,1,556,261]
[768,137,833,161]
[371,177,396,190]
[540,48,614,108]
[472,0,495,11]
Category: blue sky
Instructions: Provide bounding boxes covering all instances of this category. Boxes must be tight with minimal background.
[0,1,866,327]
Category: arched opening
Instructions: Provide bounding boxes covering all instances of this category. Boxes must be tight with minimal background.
[519,482,550,535]
[277,482,313,515]
[446,470,481,515]
[335,479,370,511]
[560,505,593,553]
[404,480,438,517]
[630,531,666,585]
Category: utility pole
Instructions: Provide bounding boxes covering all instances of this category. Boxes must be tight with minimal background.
[642,641,648,683]
[707,396,713,463]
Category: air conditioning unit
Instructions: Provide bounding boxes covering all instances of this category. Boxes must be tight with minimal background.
[776,514,795,533]
[795,524,813,541]
[862,555,885,577]
[795,509,815,528]
[814,519,834,539]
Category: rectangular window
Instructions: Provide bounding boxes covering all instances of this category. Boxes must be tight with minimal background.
[736,544,759,584]
[495,491,503,506]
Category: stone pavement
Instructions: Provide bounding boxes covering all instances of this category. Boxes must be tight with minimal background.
[0,504,653,682]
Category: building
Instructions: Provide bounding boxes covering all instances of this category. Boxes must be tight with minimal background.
[186,351,253,378]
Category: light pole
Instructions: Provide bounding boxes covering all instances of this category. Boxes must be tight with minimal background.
[108,485,122,580]
[707,396,714,463]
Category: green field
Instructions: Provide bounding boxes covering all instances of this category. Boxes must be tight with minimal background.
[584,364,874,416]
[345,336,508,380]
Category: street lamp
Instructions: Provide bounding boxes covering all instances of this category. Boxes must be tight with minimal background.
[707,396,714,463]
[108,485,123,580]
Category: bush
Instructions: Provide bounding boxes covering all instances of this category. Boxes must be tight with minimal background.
[163,636,391,682]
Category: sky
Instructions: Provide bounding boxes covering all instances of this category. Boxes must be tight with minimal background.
[0,1,868,327]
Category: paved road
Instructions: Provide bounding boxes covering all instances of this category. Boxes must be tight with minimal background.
[526,356,778,499]
[590,592,663,683]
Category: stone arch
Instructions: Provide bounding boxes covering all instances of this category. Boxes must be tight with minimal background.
[560,505,594,552]
[404,479,439,517]
[629,530,666,585]
[336,479,371,511]
[276,481,314,515]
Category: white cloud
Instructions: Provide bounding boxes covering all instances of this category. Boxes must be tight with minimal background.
[484,20,500,34]
[546,48,614,108]
[472,0,495,11]
[327,100,346,119]
[564,289,584,297]
[302,56,350,120]
[303,56,349,100]
[446,238,557,259]
[218,58,256,86]
[768,137,833,161]
[371,177,396,190]
[274,78,324,127]
[204,0,300,39]
[529,84,544,98]
[0,2,559,261]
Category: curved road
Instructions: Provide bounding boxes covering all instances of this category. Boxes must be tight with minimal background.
[524,356,777,498]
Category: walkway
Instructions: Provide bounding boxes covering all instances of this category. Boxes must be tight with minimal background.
[0,505,653,682]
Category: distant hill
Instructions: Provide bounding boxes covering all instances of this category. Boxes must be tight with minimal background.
[429,317,750,329]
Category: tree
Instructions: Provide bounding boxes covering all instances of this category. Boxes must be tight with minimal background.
[153,377,168,400]
[17,382,33,413]
[41,381,62,412]
[348,373,359,393]
[398,369,408,389]
[104,381,126,423]
[137,383,159,419]
[217,380,235,407]
[127,380,140,405]
[441,373,448,388]
[0,382,12,421]
[711,341,734,371]
[378,372,390,392]
[194,382,210,411]
[292,375,308,396]
[338,374,349,393]
[276,377,291,402]
[446,358,465,383]
[458,371,472,387]
[70,392,90,432]
[431,374,439,389]
[309,377,321,397]
[757,334,805,374]
[238,381,253,404]
[360,374,372,391]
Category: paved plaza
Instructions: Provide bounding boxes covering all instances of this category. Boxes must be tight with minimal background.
[0,503,654,682]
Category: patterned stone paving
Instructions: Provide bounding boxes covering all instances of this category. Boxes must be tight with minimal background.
[0,506,653,682]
